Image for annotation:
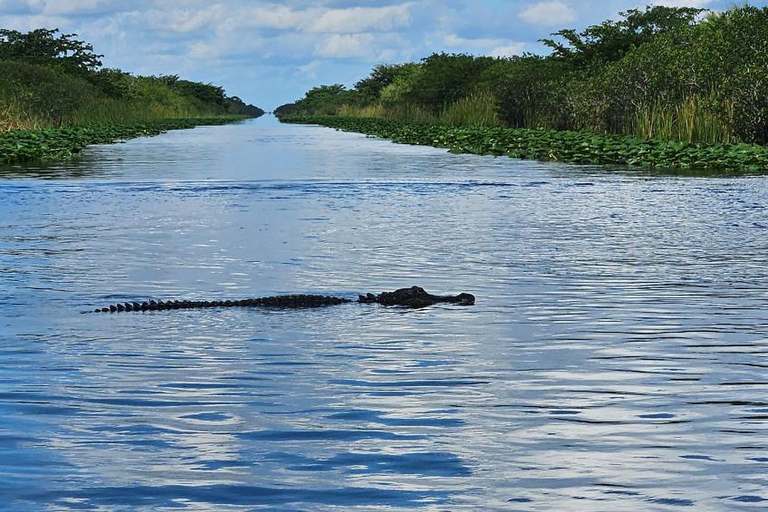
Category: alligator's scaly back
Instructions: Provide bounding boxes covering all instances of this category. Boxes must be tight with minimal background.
[95,295,351,313]
[93,287,474,313]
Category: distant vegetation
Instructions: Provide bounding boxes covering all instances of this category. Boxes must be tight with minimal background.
[0,28,264,131]
[277,5,768,146]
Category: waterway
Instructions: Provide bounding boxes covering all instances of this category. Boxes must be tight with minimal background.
[0,117,766,511]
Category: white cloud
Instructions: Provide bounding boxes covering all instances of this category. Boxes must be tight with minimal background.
[239,5,305,30]
[296,59,321,79]
[308,4,412,33]
[315,33,376,58]
[519,1,577,26]
[142,5,226,33]
[0,13,71,32]
[22,0,132,15]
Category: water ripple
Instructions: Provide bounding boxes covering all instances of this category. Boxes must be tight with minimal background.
[1,118,766,511]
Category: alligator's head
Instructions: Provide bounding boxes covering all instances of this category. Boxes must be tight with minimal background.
[452,293,475,306]
[360,286,475,308]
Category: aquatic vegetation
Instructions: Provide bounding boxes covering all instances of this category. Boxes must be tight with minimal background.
[0,116,245,165]
[281,115,768,174]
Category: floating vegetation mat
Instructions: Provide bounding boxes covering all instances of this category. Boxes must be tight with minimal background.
[0,116,246,165]
[281,115,768,174]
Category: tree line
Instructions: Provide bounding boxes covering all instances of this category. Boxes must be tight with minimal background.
[277,5,768,145]
[0,28,263,130]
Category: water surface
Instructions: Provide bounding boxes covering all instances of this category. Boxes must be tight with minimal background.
[1,117,766,511]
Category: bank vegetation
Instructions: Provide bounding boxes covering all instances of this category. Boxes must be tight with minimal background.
[278,5,768,149]
[0,28,264,164]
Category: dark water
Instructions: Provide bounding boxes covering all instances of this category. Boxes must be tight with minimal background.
[1,117,766,511]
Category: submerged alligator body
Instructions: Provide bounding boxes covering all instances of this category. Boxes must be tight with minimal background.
[94,286,475,313]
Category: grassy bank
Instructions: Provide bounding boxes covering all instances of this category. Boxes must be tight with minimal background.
[0,28,264,166]
[0,116,245,165]
[0,29,263,133]
[281,115,768,174]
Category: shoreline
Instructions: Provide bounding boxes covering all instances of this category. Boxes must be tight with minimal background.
[279,115,768,175]
[0,115,250,166]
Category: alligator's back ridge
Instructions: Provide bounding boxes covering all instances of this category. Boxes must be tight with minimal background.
[93,287,474,313]
[95,295,351,313]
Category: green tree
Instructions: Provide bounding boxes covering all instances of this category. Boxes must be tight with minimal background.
[491,56,568,128]
[541,6,705,67]
[293,84,352,115]
[354,63,419,105]
[404,53,497,111]
[0,28,103,75]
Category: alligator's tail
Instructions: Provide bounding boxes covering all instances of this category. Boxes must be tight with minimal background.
[94,295,352,313]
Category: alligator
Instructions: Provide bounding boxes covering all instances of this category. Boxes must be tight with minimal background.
[93,286,475,313]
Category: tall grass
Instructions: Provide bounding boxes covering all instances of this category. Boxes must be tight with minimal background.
[70,98,220,125]
[0,59,236,130]
[335,93,501,127]
[439,92,501,127]
[337,104,386,118]
[0,99,43,131]
[632,95,733,144]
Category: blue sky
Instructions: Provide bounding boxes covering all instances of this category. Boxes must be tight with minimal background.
[0,1,763,110]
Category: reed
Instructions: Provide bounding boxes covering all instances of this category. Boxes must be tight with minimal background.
[0,99,41,131]
[336,95,501,128]
[632,95,733,144]
[336,104,387,118]
[439,92,501,127]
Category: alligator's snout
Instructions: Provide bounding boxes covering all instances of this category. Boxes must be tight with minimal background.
[454,293,475,305]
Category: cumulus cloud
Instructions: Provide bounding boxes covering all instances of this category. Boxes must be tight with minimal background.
[308,4,412,33]
[519,1,578,26]
[141,5,226,33]
[21,0,140,16]
[297,59,321,79]
[314,32,404,60]
[315,33,376,58]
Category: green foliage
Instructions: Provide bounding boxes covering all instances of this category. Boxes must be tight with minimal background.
[541,6,705,67]
[492,56,568,128]
[279,5,768,147]
[290,84,353,115]
[379,65,421,107]
[439,92,501,127]
[0,27,263,130]
[0,28,103,75]
[281,115,768,174]
[0,59,97,126]
[694,6,768,143]
[403,53,498,112]
[274,103,298,117]
[224,96,265,117]
[160,75,227,107]
[354,63,419,106]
